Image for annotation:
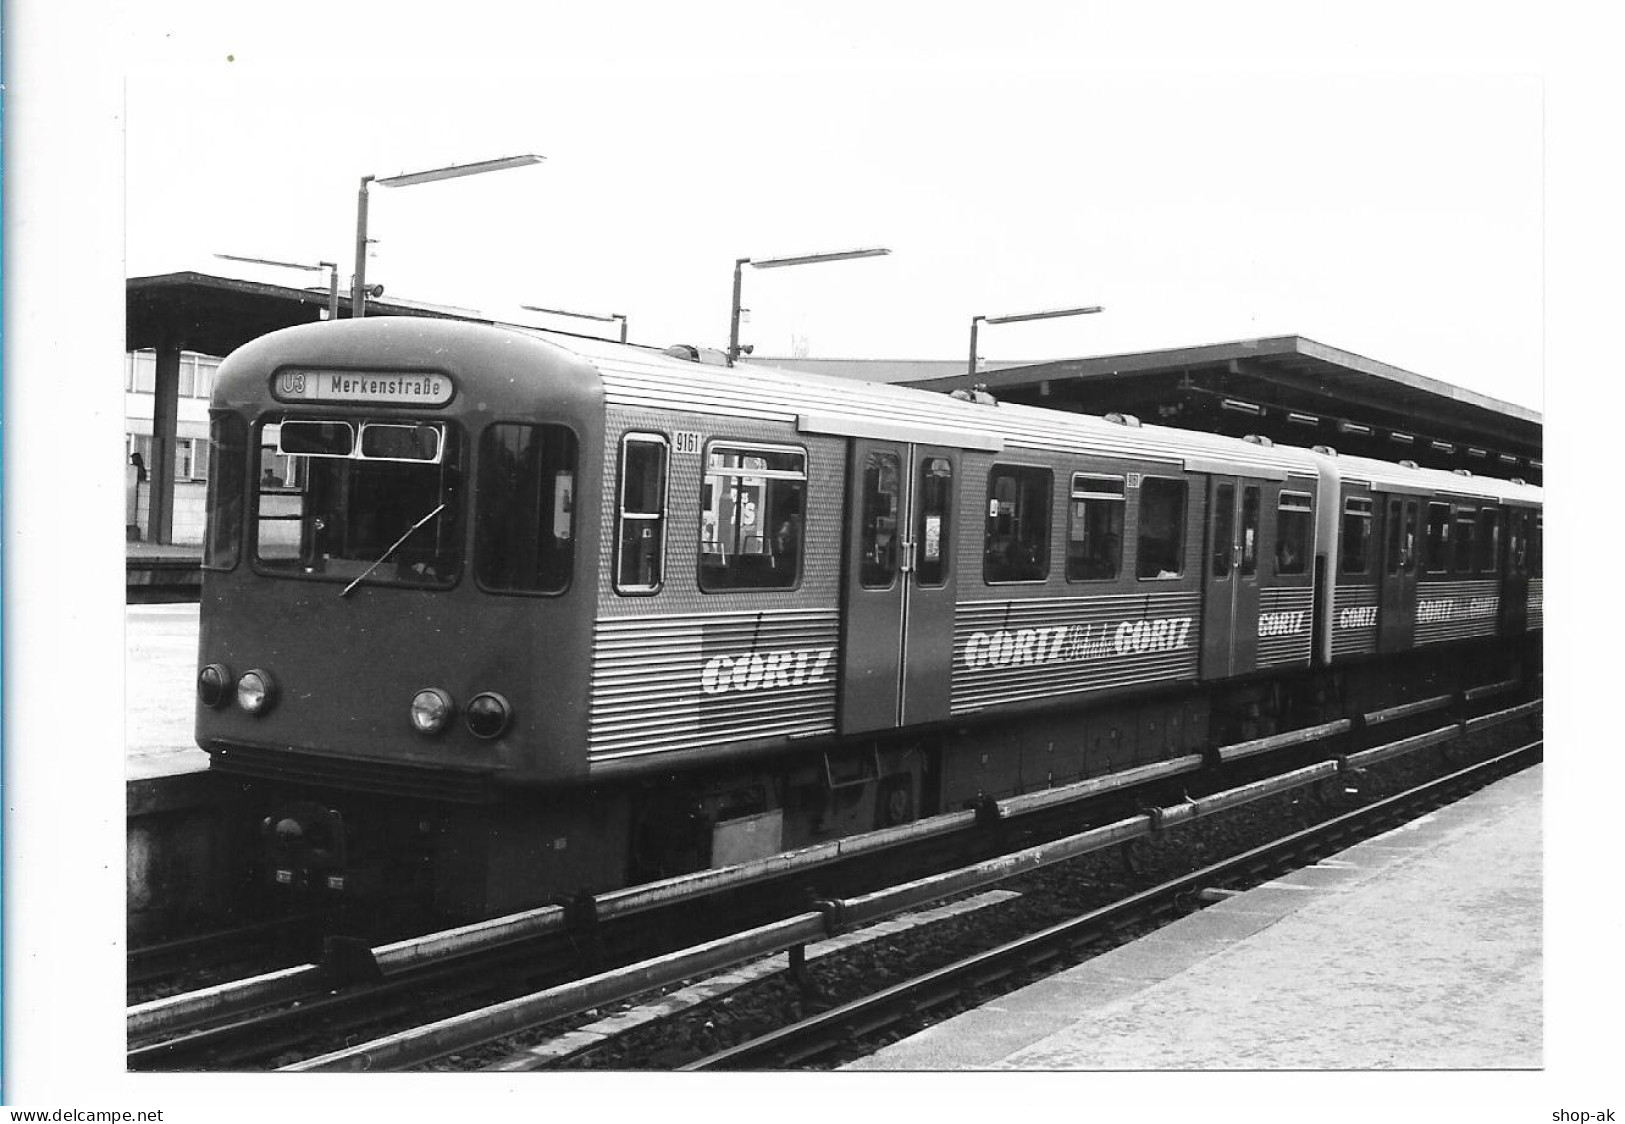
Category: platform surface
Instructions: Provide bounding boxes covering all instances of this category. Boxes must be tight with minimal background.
[126,602,210,779]
[847,763,1542,1070]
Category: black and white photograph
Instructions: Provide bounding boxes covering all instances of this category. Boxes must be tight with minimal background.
[4,2,1616,1120]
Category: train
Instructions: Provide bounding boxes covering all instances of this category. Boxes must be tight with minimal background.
[194,318,1542,918]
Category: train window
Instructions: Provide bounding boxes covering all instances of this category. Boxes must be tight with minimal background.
[1136,477,1187,579]
[359,423,442,463]
[859,450,901,590]
[1064,474,1124,582]
[1274,492,1312,576]
[1240,486,1260,576]
[1424,502,1451,573]
[615,435,669,594]
[203,412,247,571]
[984,465,1052,583]
[1451,507,1476,574]
[1475,508,1501,574]
[1531,514,1543,578]
[1209,482,1234,578]
[699,443,806,592]
[916,457,953,587]
[1341,497,1373,575]
[255,416,465,589]
[474,423,577,595]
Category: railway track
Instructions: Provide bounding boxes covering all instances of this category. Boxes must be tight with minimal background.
[127,692,1538,1072]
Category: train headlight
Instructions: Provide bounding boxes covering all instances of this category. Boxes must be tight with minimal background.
[198,664,232,708]
[411,688,455,735]
[464,692,512,740]
[237,669,277,715]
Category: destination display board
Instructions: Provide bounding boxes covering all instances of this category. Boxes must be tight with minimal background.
[272,368,455,407]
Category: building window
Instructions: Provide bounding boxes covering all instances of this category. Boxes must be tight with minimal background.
[1136,476,1186,579]
[1341,496,1373,574]
[1068,473,1124,581]
[699,443,806,592]
[984,465,1052,583]
[615,434,669,594]
[1424,502,1451,573]
[474,423,576,594]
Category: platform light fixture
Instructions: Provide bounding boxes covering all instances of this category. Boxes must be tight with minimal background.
[969,305,1103,375]
[216,253,341,320]
[522,304,629,344]
[353,154,544,319]
[727,247,891,366]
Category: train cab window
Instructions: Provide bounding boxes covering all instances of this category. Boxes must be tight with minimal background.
[699,443,806,592]
[1274,493,1313,576]
[1341,497,1374,575]
[475,423,578,595]
[1135,476,1187,579]
[984,465,1052,583]
[1068,473,1125,581]
[255,416,465,589]
[615,435,669,594]
[1475,508,1501,574]
[916,457,954,587]
[1424,502,1451,574]
[1451,507,1477,574]
[203,412,247,570]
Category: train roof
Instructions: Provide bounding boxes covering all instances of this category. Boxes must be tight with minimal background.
[539,328,1324,481]
[1313,449,1543,506]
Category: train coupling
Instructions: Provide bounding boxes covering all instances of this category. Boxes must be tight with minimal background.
[261,801,349,894]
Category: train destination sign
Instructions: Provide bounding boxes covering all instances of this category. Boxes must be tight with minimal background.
[273,368,455,407]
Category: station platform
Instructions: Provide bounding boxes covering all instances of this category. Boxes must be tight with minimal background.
[846,763,1542,1070]
[126,601,208,779]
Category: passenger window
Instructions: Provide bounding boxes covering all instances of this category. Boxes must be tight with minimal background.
[1068,473,1125,581]
[1475,508,1500,574]
[1452,508,1476,574]
[1424,502,1451,574]
[203,412,247,570]
[1275,492,1312,576]
[476,423,577,594]
[916,457,953,587]
[1341,497,1373,575]
[984,465,1052,583]
[699,443,806,591]
[615,434,669,594]
[1136,477,1187,579]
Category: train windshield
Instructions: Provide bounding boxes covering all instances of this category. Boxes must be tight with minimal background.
[253,416,462,589]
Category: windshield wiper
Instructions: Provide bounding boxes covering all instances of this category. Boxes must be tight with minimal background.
[340,502,447,598]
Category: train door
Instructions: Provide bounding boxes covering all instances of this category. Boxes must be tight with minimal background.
[1377,494,1420,652]
[1200,476,1263,679]
[838,440,957,734]
[1499,506,1532,635]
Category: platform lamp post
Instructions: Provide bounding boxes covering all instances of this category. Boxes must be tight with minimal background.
[521,304,629,344]
[353,154,545,319]
[215,254,341,320]
[727,247,891,366]
[969,305,1104,375]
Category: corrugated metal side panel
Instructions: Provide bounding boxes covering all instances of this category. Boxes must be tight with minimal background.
[586,610,839,762]
[1256,586,1315,668]
[1527,578,1543,631]
[1330,583,1381,659]
[1414,579,1500,646]
[951,591,1201,714]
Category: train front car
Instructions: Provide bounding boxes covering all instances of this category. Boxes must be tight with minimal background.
[196,319,608,916]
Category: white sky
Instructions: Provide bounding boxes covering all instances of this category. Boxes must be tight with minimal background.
[7,1,1623,1118]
